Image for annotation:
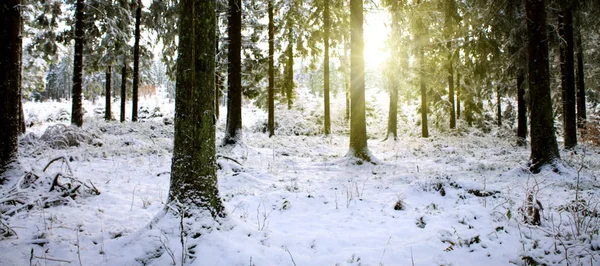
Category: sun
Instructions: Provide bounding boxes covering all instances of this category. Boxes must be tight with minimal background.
[363,9,391,69]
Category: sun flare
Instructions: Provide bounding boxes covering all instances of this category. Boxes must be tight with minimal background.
[363,9,391,69]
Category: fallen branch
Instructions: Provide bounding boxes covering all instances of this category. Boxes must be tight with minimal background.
[43,156,73,176]
[217,154,243,166]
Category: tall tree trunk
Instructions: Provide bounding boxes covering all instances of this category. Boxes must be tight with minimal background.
[349,0,370,161]
[132,0,141,122]
[71,0,85,127]
[517,70,527,146]
[267,0,275,137]
[574,23,586,128]
[386,11,400,141]
[345,41,350,121]
[416,1,428,138]
[169,0,224,218]
[386,79,398,140]
[285,31,294,109]
[0,0,21,177]
[224,0,243,145]
[526,0,560,172]
[323,0,331,135]
[105,66,112,121]
[559,7,577,149]
[446,0,456,129]
[120,63,127,122]
[496,86,502,127]
[215,27,221,119]
[448,47,455,129]
[19,100,25,134]
[456,70,460,119]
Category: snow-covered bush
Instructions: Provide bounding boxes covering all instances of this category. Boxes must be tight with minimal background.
[40,124,98,149]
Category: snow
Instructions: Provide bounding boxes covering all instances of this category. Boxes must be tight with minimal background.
[1,91,599,265]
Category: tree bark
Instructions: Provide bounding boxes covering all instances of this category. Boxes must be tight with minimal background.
[456,70,460,119]
[132,0,141,122]
[517,70,527,146]
[71,0,85,127]
[120,63,127,122]
[0,0,21,177]
[559,7,576,149]
[349,0,370,160]
[267,0,275,137]
[224,0,243,145]
[215,25,222,119]
[105,66,112,121]
[446,0,455,129]
[324,0,331,135]
[526,0,560,172]
[285,31,294,109]
[574,23,586,128]
[169,0,224,217]
[497,86,502,127]
[416,0,428,138]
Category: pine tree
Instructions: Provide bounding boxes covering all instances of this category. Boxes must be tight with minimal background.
[105,65,112,120]
[132,0,142,122]
[0,0,22,178]
[323,0,331,135]
[169,0,224,218]
[267,0,274,137]
[574,21,586,127]
[224,0,243,145]
[526,0,560,172]
[415,0,428,138]
[120,63,127,122]
[71,0,85,127]
[445,0,457,129]
[517,71,527,146]
[558,4,577,149]
[348,0,370,161]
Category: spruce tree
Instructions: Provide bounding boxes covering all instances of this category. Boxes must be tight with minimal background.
[526,0,560,172]
[224,0,243,145]
[71,0,85,127]
[0,0,22,178]
[348,0,370,161]
[168,0,224,217]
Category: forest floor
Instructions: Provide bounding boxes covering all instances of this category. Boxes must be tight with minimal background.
[1,91,600,265]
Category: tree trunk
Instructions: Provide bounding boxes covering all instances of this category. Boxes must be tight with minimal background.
[105,66,112,121]
[349,0,370,161]
[71,0,85,127]
[574,23,586,128]
[215,27,221,119]
[497,86,502,127]
[323,0,331,135]
[446,0,455,129]
[169,0,224,218]
[386,11,400,141]
[19,100,25,134]
[416,2,428,138]
[267,0,275,137]
[120,63,127,122]
[0,0,21,177]
[386,79,398,140]
[517,70,527,146]
[285,31,294,109]
[456,70,460,119]
[132,0,141,122]
[345,41,350,121]
[559,7,577,149]
[224,0,243,145]
[526,0,559,172]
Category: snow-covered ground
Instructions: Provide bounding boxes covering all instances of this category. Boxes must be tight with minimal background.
[1,91,600,265]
